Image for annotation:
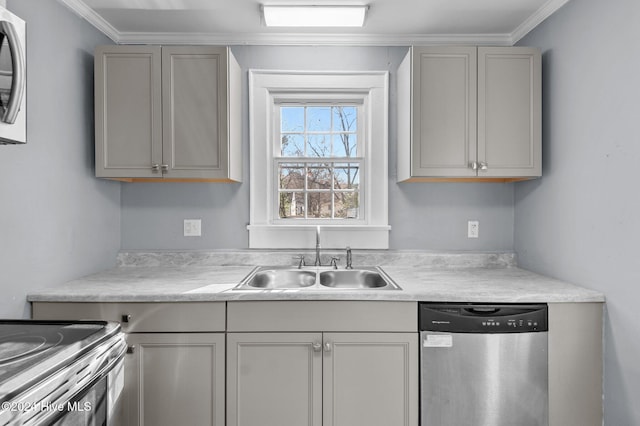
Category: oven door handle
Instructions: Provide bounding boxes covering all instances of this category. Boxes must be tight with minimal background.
[0,19,25,124]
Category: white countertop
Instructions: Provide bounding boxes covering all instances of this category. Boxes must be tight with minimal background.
[27,252,605,303]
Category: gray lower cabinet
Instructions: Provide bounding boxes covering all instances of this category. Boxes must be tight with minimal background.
[225,301,419,426]
[323,332,418,426]
[226,333,322,426]
[125,333,225,426]
[226,332,418,426]
[95,45,241,182]
[31,302,227,426]
[397,45,541,182]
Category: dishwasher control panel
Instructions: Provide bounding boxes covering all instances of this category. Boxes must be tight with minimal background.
[419,303,548,333]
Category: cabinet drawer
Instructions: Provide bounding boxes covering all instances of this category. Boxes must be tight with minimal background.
[32,302,225,332]
[227,301,417,332]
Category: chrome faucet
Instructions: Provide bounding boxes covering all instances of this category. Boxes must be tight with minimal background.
[314,226,322,266]
[345,246,353,269]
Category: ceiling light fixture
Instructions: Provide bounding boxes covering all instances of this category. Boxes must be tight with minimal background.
[262,5,367,28]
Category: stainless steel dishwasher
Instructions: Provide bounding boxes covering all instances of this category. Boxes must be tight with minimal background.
[419,303,548,426]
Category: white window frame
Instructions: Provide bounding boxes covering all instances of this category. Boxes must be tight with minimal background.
[248,70,390,249]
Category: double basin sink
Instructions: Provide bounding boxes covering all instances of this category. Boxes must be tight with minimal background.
[234,266,401,291]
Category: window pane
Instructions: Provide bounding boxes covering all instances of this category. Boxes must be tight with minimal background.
[308,193,332,218]
[334,192,359,219]
[279,192,305,219]
[281,134,305,156]
[307,135,331,157]
[307,165,331,190]
[281,107,304,132]
[334,164,359,190]
[276,104,363,222]
[332,134,357,157]
[333,106,357,132]
[307,107,331,132]
[279,164,305,190]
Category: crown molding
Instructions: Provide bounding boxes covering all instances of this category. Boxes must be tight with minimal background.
[57,0,121,42]
[510,0,572,44]
[107,32,514,47]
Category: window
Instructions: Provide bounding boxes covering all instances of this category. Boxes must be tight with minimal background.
[248,71,389,249]
[277,104,361,220]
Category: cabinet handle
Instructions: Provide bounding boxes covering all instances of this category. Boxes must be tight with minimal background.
[151,164,160,172]
[161,164,169,173]
[121,314,132,323]
[479,162,488,171]
[324,342,332,352]
[469,161,479,170]
[126,345,135,354]
[313,342,322,352]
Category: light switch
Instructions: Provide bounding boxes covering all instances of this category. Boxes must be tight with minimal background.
[184,219,202,237]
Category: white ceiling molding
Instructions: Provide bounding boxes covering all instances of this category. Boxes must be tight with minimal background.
[116,32,514,47]
[510,0,572,44]
[57,0,121,42]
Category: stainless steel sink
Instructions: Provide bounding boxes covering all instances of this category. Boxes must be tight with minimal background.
[319,268,395,289]
[236,267,316,289]
[233,266,401,291]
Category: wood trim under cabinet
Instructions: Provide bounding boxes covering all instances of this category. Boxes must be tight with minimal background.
[400,177,537,183]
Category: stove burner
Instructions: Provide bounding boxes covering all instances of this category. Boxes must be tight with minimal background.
[0,332,63,366]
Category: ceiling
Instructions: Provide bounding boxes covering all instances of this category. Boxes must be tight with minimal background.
[58,0,571,46]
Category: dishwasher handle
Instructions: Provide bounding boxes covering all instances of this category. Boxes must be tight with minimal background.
[464,307,500,315]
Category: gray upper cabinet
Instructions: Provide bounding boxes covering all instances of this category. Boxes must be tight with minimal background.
[397,46,541,182]
[95,45,241,182]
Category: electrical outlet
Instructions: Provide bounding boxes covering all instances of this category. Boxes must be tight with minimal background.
[184,219,202,237]
[468,221,479,238]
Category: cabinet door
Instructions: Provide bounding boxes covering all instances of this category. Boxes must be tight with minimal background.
[411,46,477,177]
[478,47,541,177]
[162,46,229,179]
[322,333,418,426]
[95,45,162,178]
[125,333,225,426]
[227,333,323,426]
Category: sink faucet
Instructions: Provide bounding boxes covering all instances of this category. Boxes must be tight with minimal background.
[314,226,322,266]
[345,246,353,269]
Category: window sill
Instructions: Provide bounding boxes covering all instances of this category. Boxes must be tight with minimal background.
[247,225,390,249]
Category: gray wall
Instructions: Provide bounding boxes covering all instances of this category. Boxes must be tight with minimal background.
[121,46,515,251]
[0,0,119,318]
[516,0,640,423]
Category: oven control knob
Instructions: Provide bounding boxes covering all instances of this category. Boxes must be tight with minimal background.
[127,345,136,354]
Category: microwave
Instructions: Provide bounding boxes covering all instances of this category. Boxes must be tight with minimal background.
[0,6,25,145]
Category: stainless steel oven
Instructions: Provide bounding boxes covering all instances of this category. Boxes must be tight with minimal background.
[0,321,126,426]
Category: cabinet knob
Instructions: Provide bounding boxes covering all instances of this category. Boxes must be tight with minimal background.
[479,162,488,171]
[161,164,169,173]
[313,342,322,352]
[126,345,135,354]
[324,342,332,352]
[151,164,160,172]
[121,314,132,323]
[469,161,479,170]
